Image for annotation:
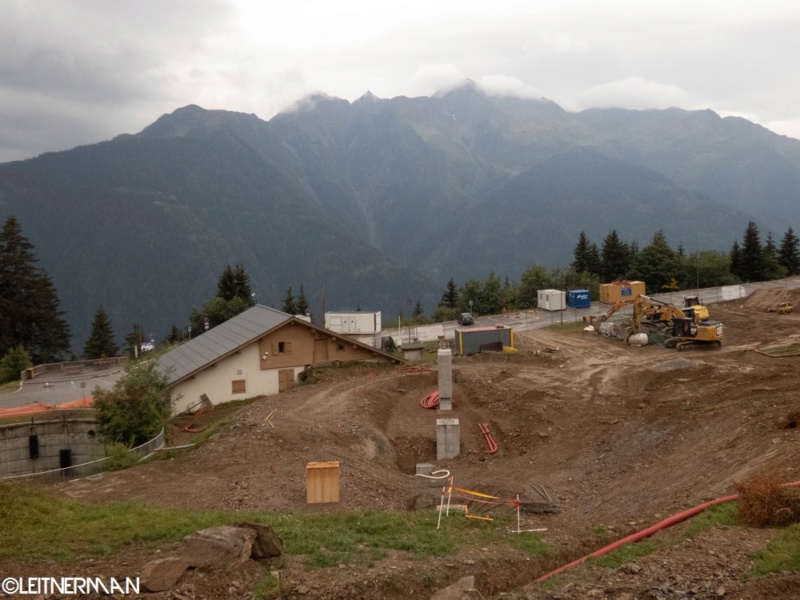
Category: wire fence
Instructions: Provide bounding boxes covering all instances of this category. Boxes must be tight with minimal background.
[1,429,165,485]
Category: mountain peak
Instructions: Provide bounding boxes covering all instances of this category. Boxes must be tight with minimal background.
[137,105,262,139]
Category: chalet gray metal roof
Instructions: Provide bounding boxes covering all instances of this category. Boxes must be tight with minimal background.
[158,304,292,385]
[158,304,403,386]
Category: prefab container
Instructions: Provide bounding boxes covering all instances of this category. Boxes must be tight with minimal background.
[537,289,566,311]
[324,311,381,334]
[567,289,591,309]
[599,280,646,304]
[454,326,513,356]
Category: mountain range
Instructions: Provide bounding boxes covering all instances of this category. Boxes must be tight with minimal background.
[1,81,799,352]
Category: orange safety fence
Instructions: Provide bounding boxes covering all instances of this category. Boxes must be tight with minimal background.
[0,397,95,418]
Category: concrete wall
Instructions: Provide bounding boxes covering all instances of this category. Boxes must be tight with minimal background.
[0,417,104,477]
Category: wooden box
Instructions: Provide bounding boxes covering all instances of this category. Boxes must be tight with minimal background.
[306,461,340,504]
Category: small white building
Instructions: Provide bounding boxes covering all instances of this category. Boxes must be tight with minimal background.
[324,311,381,335]
[537,289,566,311]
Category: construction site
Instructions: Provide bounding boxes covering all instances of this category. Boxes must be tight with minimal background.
[3,287,800,599]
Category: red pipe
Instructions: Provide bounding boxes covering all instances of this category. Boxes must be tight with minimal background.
[478,423,498,454]
[420,391,440,409]
[530,480,800,585]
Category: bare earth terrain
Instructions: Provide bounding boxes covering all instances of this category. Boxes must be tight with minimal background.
[8,290,800,598]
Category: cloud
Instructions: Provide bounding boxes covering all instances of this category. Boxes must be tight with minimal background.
[408,64,467,97]
[574,77,691,111]
[475,75,545,100]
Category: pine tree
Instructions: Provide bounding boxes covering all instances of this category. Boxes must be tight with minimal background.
[0,216,70,363]
[412,300,425,318]
[125,323,145,359]
[83,307,119,359]
[282,287,298,314]
[600,230,630,282]
[216,264,237,301]
[296,284,309,315]
[730,240,742,280]
[572,231,600,275]
[439,278,459,308]
[216,263,254,304]
[232,263,254,305]
[778,227,800,275]
[739,221,765,282]
[163,325,185,346]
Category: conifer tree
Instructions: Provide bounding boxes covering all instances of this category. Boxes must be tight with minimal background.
[600,230,630,282]
[739,221,765,282]
[439,278,459,308]
[282,287,298,314]
[296,284,309,315]
[0,216,70,363]
[83,307,119,359]
[778,227,800,275]
[572,231,601,275]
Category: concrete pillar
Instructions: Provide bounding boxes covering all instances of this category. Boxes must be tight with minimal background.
[437,349,452,410]
[436,418,460,460]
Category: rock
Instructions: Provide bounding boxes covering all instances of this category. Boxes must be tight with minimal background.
[140,557,191,592]
[430,575,476,600]
[181,525,257,568]
[235,521,284,558]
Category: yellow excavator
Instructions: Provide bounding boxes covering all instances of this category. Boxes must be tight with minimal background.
[591,295,723,350]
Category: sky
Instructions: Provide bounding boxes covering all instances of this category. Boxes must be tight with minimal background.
[2,0,800,163]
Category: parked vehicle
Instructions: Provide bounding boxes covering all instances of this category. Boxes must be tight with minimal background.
[457,312,474,326]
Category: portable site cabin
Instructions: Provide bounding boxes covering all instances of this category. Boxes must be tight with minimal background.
[324,311,382,335]
[454,326,514,356]
[537,289,566,311]
[599,281,646,304]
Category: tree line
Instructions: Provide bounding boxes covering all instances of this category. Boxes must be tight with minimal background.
[424,223,800,323]
[2,213,799,382]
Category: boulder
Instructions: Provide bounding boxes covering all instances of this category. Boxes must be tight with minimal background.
[430,575,478,600]
[140,557,190,592]
[235,521,284,559]
[181,525,257,569]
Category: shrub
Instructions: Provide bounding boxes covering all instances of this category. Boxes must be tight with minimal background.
[736,473,800,527]
[0,346,32,384]
[93,360,175,446]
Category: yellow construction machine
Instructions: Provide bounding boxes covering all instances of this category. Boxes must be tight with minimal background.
[591,295,723,350]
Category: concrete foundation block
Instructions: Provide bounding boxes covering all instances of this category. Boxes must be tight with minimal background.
[437,349,453,403]
[436,418,460,460]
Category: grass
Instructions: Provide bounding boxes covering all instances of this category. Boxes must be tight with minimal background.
[548,321,587,333]
[749,524,800,577]
[761,343,800,355]
[0,485,549,567]
[590,503,740,569]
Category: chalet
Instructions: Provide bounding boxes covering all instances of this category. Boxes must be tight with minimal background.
[159,305,401,414]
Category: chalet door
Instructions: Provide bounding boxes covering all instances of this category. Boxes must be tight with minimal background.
[314,338,328,362]
[278,369,295,392]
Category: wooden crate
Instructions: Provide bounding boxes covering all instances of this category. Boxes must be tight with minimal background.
[306,461,340,504]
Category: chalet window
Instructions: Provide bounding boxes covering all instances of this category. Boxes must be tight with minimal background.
[232,379,246,394]
[275,341,292,355]
[336,343,345,352]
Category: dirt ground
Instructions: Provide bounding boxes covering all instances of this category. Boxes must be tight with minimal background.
[9,289,800,598]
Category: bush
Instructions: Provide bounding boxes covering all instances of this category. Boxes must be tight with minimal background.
[736,473,800,527]
[0,346,32,384]
[93,360,175,446]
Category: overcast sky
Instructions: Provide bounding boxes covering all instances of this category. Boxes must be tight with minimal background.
[2,0,799,163]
